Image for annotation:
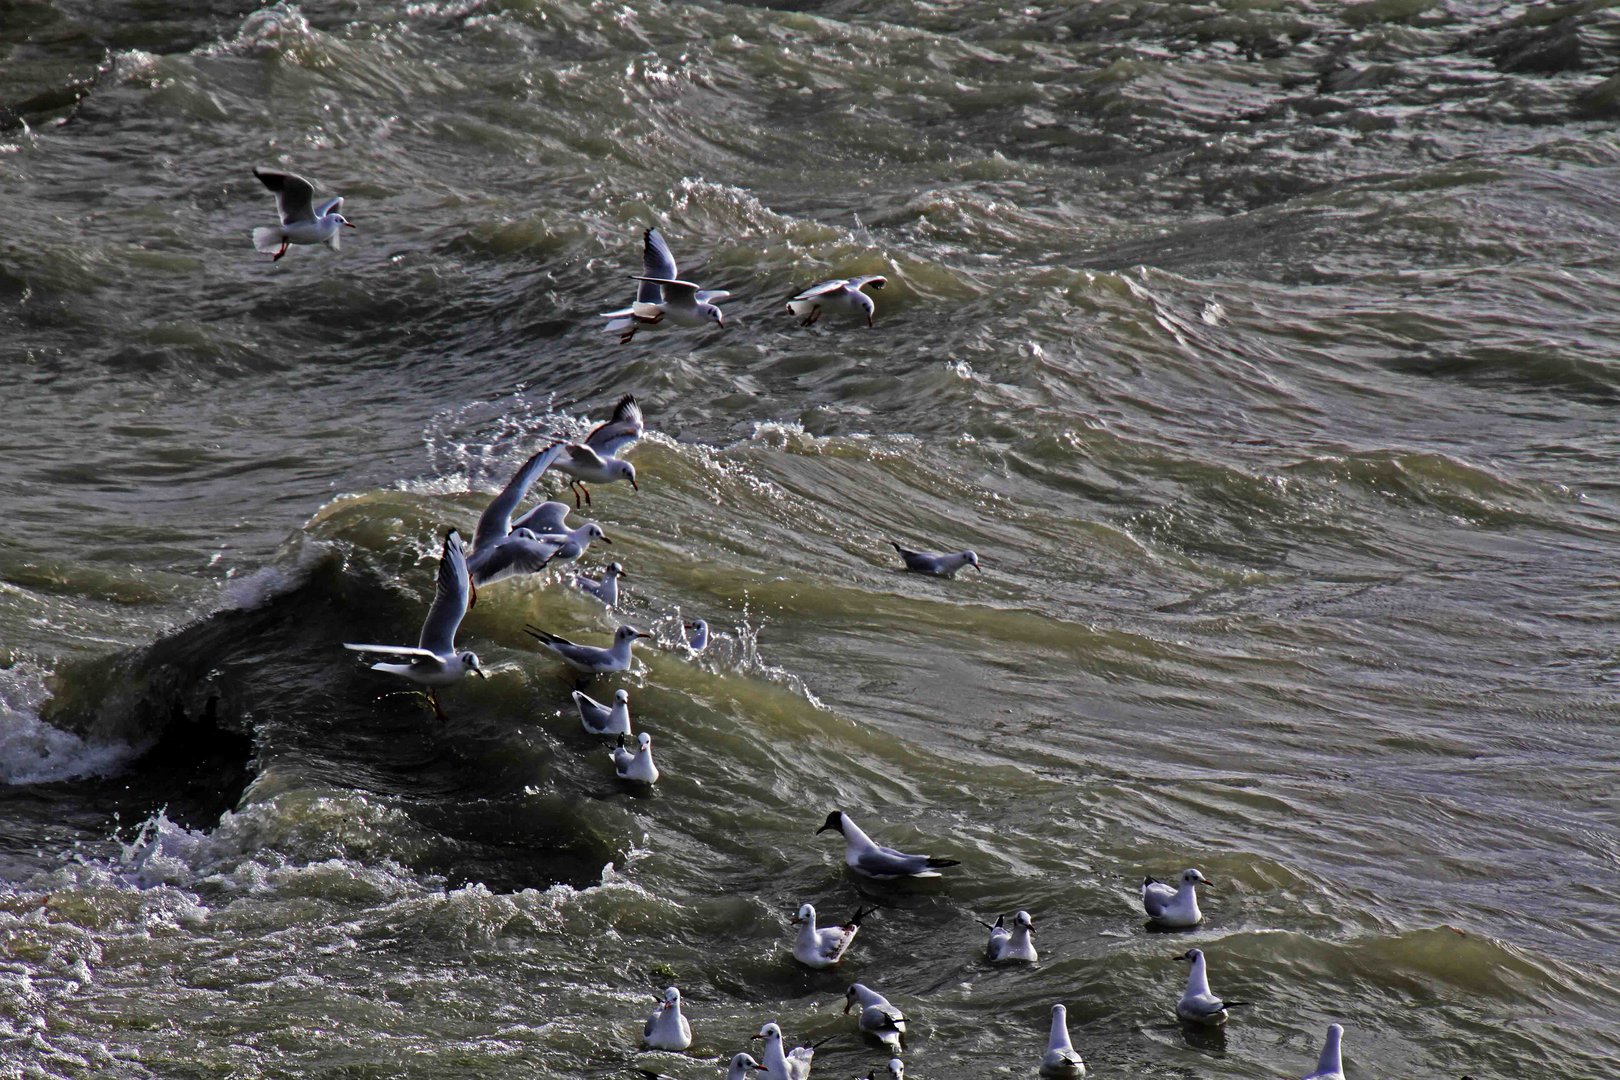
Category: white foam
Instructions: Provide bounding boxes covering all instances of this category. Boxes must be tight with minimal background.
[0,661,133,785]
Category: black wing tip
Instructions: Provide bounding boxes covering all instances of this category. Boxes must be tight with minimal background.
[612,393,639,419]
[889,540,905,552]
[1143,875,1160,886]
[925,857,960,868]
[522,623,551,642]
[848,904,879,926]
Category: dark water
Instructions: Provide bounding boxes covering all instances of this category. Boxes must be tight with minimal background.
[2,1,1619,1076]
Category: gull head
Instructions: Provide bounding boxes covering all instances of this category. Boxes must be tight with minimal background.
[699,301,725,329]
[792,902,815,926]
[1015,910,1034,932]
[815,810,846,836]
[614,625,648,645]
[636,732,652,750]
[855,290,876,327]
[754,1022,783,1042]
[1181,868,1209,888]
[1176,947,1202,964]
[964,550,982,571]
[613,459,639,492]
[662,986,681,1007]
[327,212,355,229]
[614,689,629,704]
[842,983,867,1013]
[728,1054,766,1077]
[887,1060,904,1080]
[605,561,625,577]
[459,651,486,679]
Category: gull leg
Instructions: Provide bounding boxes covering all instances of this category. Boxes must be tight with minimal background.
[273,239,289,262]
[570,481,584,509]
[619,327,636,344]
[804,305,822,327]
[427,690,450,723]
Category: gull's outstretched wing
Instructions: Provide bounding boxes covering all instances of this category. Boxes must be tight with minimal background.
[640,228,679,301]
[418,529,471,656]
[633,276,698,304]
[511,500,571,534]
[584,395,644,457]
[253,167,316,225]
[850,275,888,293]
[791,280,850,301]
[313,196,344,218]
[472,443,564,551]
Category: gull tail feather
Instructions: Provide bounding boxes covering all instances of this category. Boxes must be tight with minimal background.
[252,226,284,253]
[925,857,961,868]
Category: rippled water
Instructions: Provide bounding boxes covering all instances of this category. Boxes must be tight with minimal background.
[3,0,1619,1076]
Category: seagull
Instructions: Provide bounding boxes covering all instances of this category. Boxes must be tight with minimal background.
[573,688,632,736]
[980,910,1037,963]
[843,983,906,1052]
[467,444,568,587]
[343,529,486,720]
[816,811,960,880]
[1141,868,1208,928]
[859,1061,904,1080]
[524,624,649,677]
[466,527,570,588]
[470,444,566,554]
[510,499,572,535]
[551,395,644,507]
[786,276,888,328]
[1173,948,1250,1026]
[790,902,873,969]
[529,522,611,568]
[251,167,353,261]
[753,1022,828,1080]
[602,228,728,344]
[889,541,981,579]
[1299,1023,1345,1080]
[643,986,692,1051]
[640,1054,765,1080]
[573,562,625,607]
[612,731,659,784]
[683,618,710,654]
[1039,1004,1085,1078]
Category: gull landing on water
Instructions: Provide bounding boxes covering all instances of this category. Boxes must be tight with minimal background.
[551,395,644,508]
[787,275,887,327]
[251,167,353,261]
[602,228,728,344]
[466,443,568,588]
[343,529,486,721]
[889,541,981,579]
[816,810,960,880]
[642,986,691,1051]
[790,902,873,969]
[1173,948,1251,1026]
[1301,1023,1345,1080]
[1039,1004,1086,1078]
[981,910,1038,963]
[1141,868,1208,928]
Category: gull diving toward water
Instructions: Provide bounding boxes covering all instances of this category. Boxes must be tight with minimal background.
[1173,948,1250,1026]
[683,618,710,654]
[466,444,568,588]
[603,228,728,344]
[1039,1005,1085,1078]
[1300,1024,1345,1080]
[552,395,644,508]
[525,623,648,677]
[790,902,874,969]
[817,810,960,880]
[639,1053,765,1080]
[843,983,907,1052]
[889,541,981,578]
[573,562,625,607]
[344,529,485,721]
[980,910,1037,963]
[573,688,631,736]
[643,986,691,1050]
[1141,868,1208,928]
[612,731,659,784]
[251,167,353,261]
[786,275,887,327]
[753,1022,828,1080]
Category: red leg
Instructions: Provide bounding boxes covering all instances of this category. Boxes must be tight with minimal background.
[427,690,449,722]
[273,239,289,261]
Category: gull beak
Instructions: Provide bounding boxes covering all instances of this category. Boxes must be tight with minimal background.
[751,1034,763,1042]
[630,477,640,491]
[474,668,488,680]
[866,314,874,328]
[815,824,833,834]
[843,1001,853,1014]
[599,536,613,544]
[343,221,356,229]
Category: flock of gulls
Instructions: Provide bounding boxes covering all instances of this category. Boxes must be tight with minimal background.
[259,169,1349,1079]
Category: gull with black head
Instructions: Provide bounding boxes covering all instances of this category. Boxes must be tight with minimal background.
[817,810,959,880]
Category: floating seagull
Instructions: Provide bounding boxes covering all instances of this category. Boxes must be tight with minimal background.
[816,811,960,880]
[859,1061,904,1080]
[343,529,486,720]
[888,541,980,579]
[612,731,659,784]
[980,910,1037,963]
[786,276,887,328]
[574,562,625,607]
[1300,1024,1345,1080]
[644,986,692,1050]
[1141,868,1208,928]
[753,1022,827,1080]
[251,167,353,261]
[683,618,709,654]
[524,624,648,677]
[843,983,906,1053]
[790,902,873,969]
[551,395,644,507]
[573,688,632,736]
[1173,948,1250,1026]
[640,1053,766,1080]
[602,229,728,344]
[1039,1004,1085,1078]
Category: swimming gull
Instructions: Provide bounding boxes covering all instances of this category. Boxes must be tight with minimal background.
[1141,868,1208,928]
[1039,1004,1085,1078]
[889,541,980,578]
[644,986,692,1051]
[790,902,873,969]
[816,810,960,880]
[843,982,906,1052]
[980,910,1037,963]
[1173,948,1250,1026]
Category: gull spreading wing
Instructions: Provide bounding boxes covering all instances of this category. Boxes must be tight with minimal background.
[418,530,472,656]
[584,395,644,457]
[253,167,317,225]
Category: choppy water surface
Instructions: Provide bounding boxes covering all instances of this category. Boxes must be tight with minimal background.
[3,0,1620,1076]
